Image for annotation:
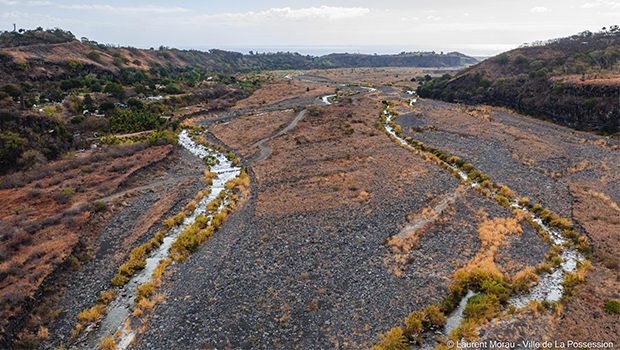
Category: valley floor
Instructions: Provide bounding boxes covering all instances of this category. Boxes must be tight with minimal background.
[6,68,617,349]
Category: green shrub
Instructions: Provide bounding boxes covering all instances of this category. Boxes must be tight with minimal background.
[404,311,424,335]
[605,300,620,315]
[514,55,529,65]
[561,272,586,297]
[495,194,510,207]
[481,279,511,303]
[87,51,101,61]
[463,294,500,322]
[425,305,446,327]
[495,54,509,65]
[16,61,31,71]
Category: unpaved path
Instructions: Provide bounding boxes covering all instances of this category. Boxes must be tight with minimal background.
[253,109,306,162]
[97,176,191,202]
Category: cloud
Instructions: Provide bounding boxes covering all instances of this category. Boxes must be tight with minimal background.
[27,1,189,14]
[530,6,551,13]
[578,0,620,8]
[427,15,442,20]
[401,16,419,21]
[0,0,20,5]
[1,10,86,25]
[208,6,370,21]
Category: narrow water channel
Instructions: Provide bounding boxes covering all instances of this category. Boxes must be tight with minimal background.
[382,93,584,346]
[77,130,240,349]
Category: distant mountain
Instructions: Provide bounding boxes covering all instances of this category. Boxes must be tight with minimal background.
[321,52,478,68]
[417,27,620,134]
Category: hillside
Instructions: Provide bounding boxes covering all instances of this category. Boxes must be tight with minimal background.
[418,26,620,134]
[0,28,477,82]
[0,28,477,175]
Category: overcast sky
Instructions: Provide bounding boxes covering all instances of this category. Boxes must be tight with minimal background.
[0,0,616,55]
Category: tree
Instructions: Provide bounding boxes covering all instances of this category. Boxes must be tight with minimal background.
[1,85,22,98]
[90,82,102,93]
[83,94,94,106]
[87,51,101,61]
[60,80,74,91]
[127,98,144,109]
[0,131,26,170]
[103,82,125,99]
[99,101,116,112]
[515,55,529,65]
[40,88,63,102]
[165,84,181,94]
[496,54,509,65]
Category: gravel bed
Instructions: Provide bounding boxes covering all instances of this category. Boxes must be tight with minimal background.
[396,99,620,218]
[43,149,208,349]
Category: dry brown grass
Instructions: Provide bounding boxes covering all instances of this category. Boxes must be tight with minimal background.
[0,144,177,342]
[232,80,333,110]
[214,97,434,217]
[587,190,620,211]
[460,217,523,278]
[302,67,437,86]
[210,109,298,158]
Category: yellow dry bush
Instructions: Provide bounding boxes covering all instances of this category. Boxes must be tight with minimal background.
[372,327,408,350]
[152,293,166,304]
[207,197,221,212]
[136,297,155,311]
[498,186,516,199]
[357,190,370,201]
[152,258,171,278]
[449,319,478,342]
[462,253,503,278]
[512,267,539,292]
[593,139,608,148]
[204,170,218,186]
[387,229,420,254]
[77,304,106,323]
[71,324,83,338]
[37,327,49,340]
[404,311,425,335]
[577,260,594,278]
[185,200,197,213]
[136,283,155,299]
[99,290,117,305]
[425,305,446,327]
[97,335,117,350]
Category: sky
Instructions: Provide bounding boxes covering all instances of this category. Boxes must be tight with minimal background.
[0,0,616,56]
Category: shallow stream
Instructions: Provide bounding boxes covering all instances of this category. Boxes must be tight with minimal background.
[382,93,583,346]
[76,130,240,349]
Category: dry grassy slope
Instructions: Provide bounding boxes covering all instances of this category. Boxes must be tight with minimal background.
[0,40,192,83]
[0,143,192,345]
